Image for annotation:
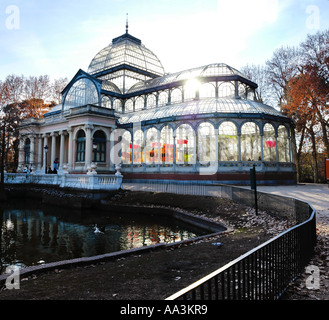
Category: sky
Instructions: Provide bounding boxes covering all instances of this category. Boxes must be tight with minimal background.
[0,0,329,81]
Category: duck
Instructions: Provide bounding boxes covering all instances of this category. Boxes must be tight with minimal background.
[94,224,105,234]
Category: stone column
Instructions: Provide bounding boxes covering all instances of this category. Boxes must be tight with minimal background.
[59,131,65,170]
[43,134,49,172]
[84,125,93,169]
[37,135,43,170]
[67,128,73,170]
[29,135,35,167]
[50,132,57,170]
[17,137,25,171]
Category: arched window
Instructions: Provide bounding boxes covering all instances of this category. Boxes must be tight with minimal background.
[24,138,31,164]
[263,123,276,162]
[93,130,106,163]
[160,126,174,163]
[199,83,216,98]
[113,99,122,113]
[133,130,144,164]
[158,91,168,107]
[278,125,290,162]
[145,127,159,163]
[124,99,134,113]
[218,82,235,98]
[171,88,182,104]
[135,97,144,111]
[147,94,156,109]
[218,122,238,161]
[184,80,199,100]
[198,122,216,162]
[241,122,261,161]
[101,96,112,109]
[176,124,195,164]
[76,130,86,162]
[64,78,99,109]
[121,131,132,164]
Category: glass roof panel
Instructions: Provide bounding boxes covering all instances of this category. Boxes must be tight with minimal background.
[101,80,122,94]
[126,63,252,94]
[118,98,283,125]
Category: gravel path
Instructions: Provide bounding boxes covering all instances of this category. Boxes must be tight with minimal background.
[255,184,329,300]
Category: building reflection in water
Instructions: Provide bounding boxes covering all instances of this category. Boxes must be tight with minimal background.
[0,206,204,273]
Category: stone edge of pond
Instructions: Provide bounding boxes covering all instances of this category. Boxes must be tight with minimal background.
[0,229,228,286]
[0,185,231,285]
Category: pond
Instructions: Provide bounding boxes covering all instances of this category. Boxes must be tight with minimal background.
[0,200,209,273]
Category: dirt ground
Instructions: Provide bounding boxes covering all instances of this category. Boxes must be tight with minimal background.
[0,189,302,300]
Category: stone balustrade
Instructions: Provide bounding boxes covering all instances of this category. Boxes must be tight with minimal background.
[3,172,123,191]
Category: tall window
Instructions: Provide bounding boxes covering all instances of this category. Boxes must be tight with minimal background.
[176,124,195,164]
[278,125,290,162]
[198,122,216,162]
[263,123,276,162]
[76,130,86,162]
[145,127,158,163]
[241,122,261,161]
[161,126,174,163]
[218,122,238,161]
[121,131,132,164]
[93,130,106,163]
[24,138,31,164]
[133,130,144,164]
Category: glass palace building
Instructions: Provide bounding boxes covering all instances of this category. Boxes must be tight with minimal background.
[18,28,296,185]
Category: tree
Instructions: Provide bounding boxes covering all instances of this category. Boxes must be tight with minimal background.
[282,30,329,182]
[240,64,273,106]
[51,77,68,105]
[265,46,302,109]
[300,30,329,157]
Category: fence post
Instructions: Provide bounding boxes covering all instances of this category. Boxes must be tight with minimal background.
[250,164,258,215]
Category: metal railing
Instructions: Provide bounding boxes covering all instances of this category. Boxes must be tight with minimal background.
[123,181,317,300]
[166,200,316,300]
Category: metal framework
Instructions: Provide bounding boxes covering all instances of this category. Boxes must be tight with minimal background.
[18,27,297,184]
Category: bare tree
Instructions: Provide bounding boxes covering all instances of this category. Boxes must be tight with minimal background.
[51,77,68,105]
[265,46,302,109]
[241,64,274,106]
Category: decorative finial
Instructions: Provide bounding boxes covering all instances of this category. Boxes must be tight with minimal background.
[126,13,128,34]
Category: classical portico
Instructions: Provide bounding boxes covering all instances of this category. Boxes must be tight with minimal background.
[18,106,118,174]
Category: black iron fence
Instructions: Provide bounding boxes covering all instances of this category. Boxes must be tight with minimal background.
[123,182,317,300]
[166,200,316,300]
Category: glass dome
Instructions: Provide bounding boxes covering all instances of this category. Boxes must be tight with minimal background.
[87,33,165,77]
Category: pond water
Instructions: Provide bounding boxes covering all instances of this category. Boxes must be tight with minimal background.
[0,201,208,273]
